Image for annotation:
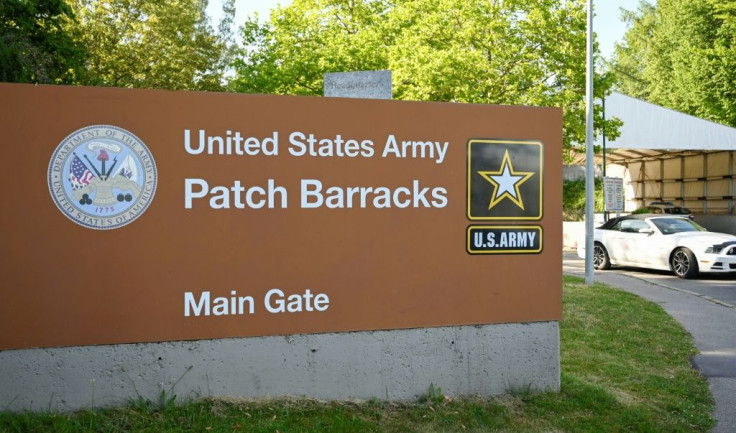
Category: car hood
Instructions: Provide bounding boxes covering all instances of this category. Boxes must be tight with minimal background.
[670,231,736,248]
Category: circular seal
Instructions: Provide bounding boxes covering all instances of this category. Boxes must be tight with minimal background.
[48,125,157,230]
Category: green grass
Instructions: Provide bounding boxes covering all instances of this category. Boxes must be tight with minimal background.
[0,276,715,432]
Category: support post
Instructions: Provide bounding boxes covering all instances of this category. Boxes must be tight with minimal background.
[584,0,595,285]
[681,156,685,207]
[602,97,607,222]
[730,151,734,214]
[659,157,664,201]
[704,153,709,214]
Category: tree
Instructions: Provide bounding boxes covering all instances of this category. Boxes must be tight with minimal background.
[611,0,736,127]
[231,0,389,95]
[0,0,85,83]
[381,0,618,156]
[230,0,618,159]
[68,0,231,90]
[605,1,656,100]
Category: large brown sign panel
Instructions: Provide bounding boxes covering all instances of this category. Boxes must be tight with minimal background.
[0,84,562,350]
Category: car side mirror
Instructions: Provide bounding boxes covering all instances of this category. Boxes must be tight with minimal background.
[638,228,654,235]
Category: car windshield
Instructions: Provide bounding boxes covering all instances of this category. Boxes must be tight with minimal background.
[650,218,706,235]
[664,207,691,214]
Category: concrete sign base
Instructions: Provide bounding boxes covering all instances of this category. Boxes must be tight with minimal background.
[0,322,559,412]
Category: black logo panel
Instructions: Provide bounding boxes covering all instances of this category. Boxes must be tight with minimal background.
[467,139,543,220]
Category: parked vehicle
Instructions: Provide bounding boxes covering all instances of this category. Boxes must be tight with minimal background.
[577,214,736,279]
[642,201,694,220]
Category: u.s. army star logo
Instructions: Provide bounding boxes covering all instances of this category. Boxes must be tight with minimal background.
[48,125,157,230]
[467,139,543,220]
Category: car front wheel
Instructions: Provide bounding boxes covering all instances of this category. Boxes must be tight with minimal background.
[593,242,611,270]
[671,248,699,279]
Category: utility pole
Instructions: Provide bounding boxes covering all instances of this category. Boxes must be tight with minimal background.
[584,0,595,285]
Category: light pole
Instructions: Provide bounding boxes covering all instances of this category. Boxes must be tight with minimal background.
[584,0,595,285]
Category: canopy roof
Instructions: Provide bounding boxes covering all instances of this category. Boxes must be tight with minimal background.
[597,92,736,164]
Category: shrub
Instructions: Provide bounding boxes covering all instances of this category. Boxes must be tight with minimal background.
[563,178,604,221]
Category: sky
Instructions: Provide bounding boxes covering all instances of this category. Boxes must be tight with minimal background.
[207,0,647,61]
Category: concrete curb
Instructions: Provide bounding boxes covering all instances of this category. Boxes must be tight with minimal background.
[605,270,734,309]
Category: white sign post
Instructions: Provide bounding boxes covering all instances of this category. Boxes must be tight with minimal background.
[604,176,624,216]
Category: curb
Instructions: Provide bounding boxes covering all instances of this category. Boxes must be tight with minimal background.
[606,270,735,310]
[562,269,735,310]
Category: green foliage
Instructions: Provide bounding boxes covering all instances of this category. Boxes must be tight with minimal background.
[68,0,232,90]
[127,395,155,414]
[1,0,235,90]
[158,390,177,412]
[631,207,651,214]
[611,0,736,127]
[231,0,388,95]
[125,390,178,415]
[230,0,620,159]
[562,177,603,220]
[417,383,445,405]
[0,0,85,83]
[608,1,657,100]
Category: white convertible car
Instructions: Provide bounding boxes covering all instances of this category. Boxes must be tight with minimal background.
[577,214,736,279]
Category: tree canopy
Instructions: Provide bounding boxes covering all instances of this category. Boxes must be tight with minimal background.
[231,0,388,95]
[68,0,230,90]
[0,0,85,83]
[611,0,736,127]
[2,0,621,158]
[1,0,234,90]
[230,0,619,159]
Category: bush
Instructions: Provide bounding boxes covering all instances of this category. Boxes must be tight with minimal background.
[563,178,604,221]
[631,207,650,215]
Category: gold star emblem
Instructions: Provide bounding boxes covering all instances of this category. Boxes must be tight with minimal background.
[478,150,534,211]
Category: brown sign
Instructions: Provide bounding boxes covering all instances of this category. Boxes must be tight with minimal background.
[0,83,562,350]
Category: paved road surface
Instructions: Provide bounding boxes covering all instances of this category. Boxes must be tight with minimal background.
[563,252,736,307]
[563,252,736,433]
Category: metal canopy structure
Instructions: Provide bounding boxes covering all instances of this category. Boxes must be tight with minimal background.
[594,92,736,214]
[603,148,727,165]
[599,92,736,153]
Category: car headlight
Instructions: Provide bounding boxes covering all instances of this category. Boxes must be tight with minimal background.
[705,242,736,255]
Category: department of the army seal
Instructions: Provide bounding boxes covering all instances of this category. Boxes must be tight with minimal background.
[48,125,157,230]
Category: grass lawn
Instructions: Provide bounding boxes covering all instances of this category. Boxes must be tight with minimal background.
[0,276,715,432]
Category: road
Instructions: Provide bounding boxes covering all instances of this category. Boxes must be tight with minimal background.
[563,251,736,307]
